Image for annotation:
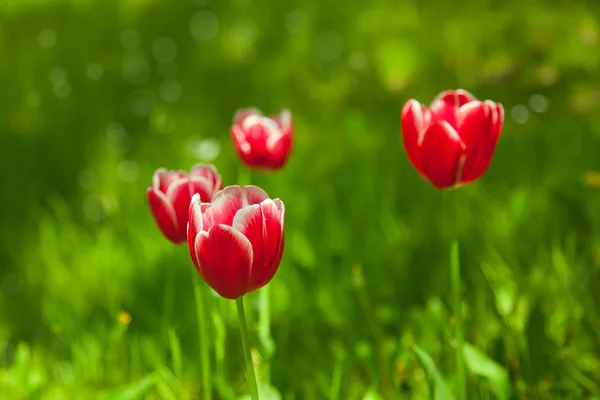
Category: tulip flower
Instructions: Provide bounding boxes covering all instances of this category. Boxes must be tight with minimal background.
[147,164,222,244]
[230,108,293,170]
[187,185,285,300]
[401,89,504,189]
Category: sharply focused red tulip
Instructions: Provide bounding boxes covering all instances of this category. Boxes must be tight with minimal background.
[147,164,222,244]
[230,108,293,170]
[401,89,504,189]
[187,185,285,299]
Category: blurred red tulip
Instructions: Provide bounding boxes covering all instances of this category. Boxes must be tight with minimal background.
[147,164,222,244]
[401,89,504,189]
[187,185,285,299]
[231,108,293,170]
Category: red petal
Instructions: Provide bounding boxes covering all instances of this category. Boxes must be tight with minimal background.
[460,101,503,184]
[244,117,279,156]
[493,103,505,140]
[401,99,428,176]
[202,186,270,228]
[232,204,264,285]
[430,89,477,130]
[231,125,259,168]
[154,169,187,194]
[147,188,183,243]
[188,194,208,270]
[195,224,253,299]
[189,163,221,189]
[456,101,486,151]
[266,130,292,170]
[165,178,193,238]
[153,168,186,194]
[432,89,476,106]
[420,121,466,189]
[189,177,216,202]
[254,199,285,290]
[232,199,284,292]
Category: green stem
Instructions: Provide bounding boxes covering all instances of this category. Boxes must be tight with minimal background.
[451,240,466,400]
[193,274,212,400]
[236,297,260,400]
[258,286,274,383]
[449,191,466,400]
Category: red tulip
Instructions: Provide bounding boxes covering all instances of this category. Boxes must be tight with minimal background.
[147,164,222,244]
[401,89,504,189]
[230,108,293,170]
[187,185,285,299]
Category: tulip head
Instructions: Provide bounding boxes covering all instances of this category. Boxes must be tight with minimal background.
[401,89,504,189]
[231,108,293,170]
[187,185,285,299]
[146,164,222,244]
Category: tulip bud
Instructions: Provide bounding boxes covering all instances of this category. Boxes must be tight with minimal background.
[231,108,293,170]
[401,89,504,189]
[187,185,285,299]
[146,164,222,244]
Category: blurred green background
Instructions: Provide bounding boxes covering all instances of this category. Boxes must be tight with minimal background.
[2,0,600,398]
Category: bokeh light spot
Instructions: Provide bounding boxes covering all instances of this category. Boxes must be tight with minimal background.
[190,12,219,42]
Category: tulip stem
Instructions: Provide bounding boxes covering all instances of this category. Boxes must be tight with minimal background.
[236,296,260,400]
[258,286,274,383]
[449,191,466,400]
[451,239,466,400]
[193,273,212,400]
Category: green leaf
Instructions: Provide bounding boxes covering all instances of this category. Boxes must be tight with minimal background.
[167,328,182,379]
[412,345,456,400]
[239,382,282,400]
[97,373,158,400]
[463,344,511,400]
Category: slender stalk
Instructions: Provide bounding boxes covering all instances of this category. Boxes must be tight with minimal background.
[258,286,274,383]
[236,297,260,400]
[451,239,465,399]
[329,360,343,400]
[193,274,212,400]
[449,191,466,400]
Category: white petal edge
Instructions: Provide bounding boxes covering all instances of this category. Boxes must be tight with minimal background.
[208,185,270,219]
[438,120,466,150]
[231,203,262,237]
[188,176,214,198]
[149,187,180,232]
[483,100,498,125]
[190,163,219,179]
[457,101,483,129]
[273,198,285,232]
[278,109,292,130]
[152,168,168,191]
[432,89,477,105]
[189,193,204,235]
[234,107,262,124]
[165,177,190,201]
[266,130,290,152]
[243,115,281,139]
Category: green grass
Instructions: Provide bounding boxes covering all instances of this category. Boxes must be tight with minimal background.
[1,0,600,398]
